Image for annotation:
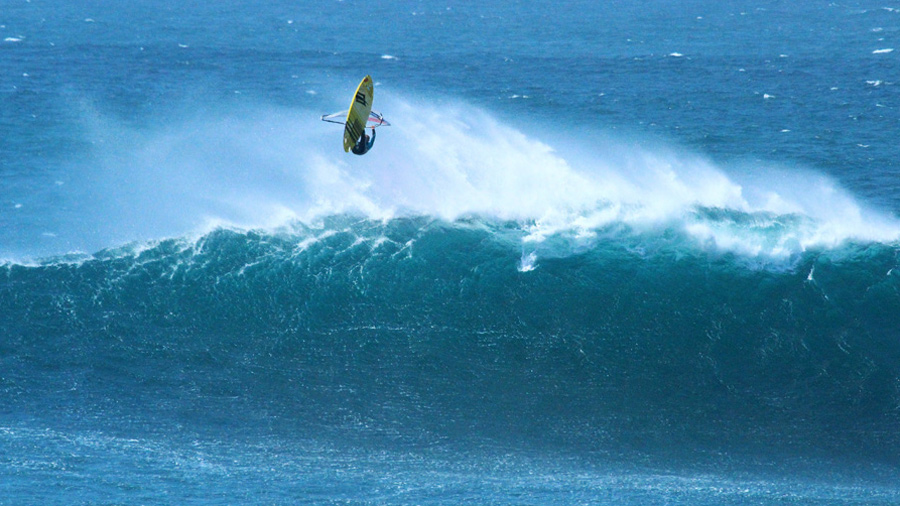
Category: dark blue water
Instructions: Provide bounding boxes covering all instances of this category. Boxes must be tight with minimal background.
[3,1,900,504]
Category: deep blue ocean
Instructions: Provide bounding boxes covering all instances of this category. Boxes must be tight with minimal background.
[3,1,900,504]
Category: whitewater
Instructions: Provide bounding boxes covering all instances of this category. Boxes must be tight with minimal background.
[3,1,900,504]
[9,94,898,265]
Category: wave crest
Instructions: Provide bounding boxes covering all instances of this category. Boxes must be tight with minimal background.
[7,95,898,260]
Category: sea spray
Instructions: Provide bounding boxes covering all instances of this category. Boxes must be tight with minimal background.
[26,95,898,263]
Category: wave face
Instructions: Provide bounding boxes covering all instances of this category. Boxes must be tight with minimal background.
[4,88,900,473]
[3,216,899,465]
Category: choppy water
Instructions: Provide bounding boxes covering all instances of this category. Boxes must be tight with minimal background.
[2,1,900,504]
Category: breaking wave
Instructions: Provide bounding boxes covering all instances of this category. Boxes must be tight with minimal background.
[2,214,900,464]
[16,93,897,262]
[3,94,900,467]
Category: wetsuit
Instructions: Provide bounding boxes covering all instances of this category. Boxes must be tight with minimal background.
[351,128,376,155]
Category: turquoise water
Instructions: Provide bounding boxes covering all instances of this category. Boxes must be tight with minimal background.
[2,1,900,503]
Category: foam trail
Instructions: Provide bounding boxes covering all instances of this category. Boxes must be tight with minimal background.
[53,94,900,260]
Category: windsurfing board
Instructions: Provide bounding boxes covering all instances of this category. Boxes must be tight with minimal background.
[342,75,374,152]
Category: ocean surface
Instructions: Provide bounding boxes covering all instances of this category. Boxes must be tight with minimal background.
[3,0,900,504]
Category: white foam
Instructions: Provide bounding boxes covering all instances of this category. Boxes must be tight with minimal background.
[518,251,537,272]
[873,48,894,54]
[64,93,900,260]
[4,37,22,42]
